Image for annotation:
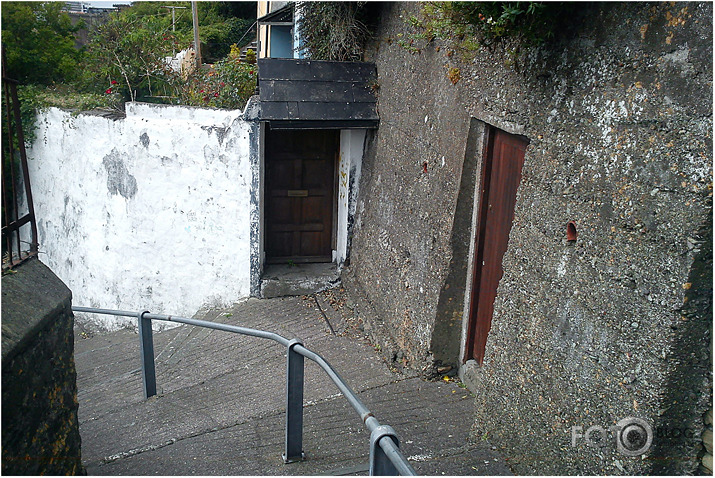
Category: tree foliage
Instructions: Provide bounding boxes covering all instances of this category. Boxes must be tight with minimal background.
[2,1,258,111]
[80,1,257,103]
[80,8,184,102]
[1,2,83,84]
[200,17,255,62]
[106,1,256,62]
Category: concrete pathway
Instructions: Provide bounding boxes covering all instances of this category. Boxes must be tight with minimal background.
[74,292,511,475]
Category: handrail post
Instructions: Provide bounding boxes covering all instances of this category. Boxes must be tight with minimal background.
[283,339,305,463]
[73,305,418,474]
[138,311,157,399]
[369,425,400,475]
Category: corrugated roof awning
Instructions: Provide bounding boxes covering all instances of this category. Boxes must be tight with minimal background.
[258,58,379,129]
[257,3,293,26]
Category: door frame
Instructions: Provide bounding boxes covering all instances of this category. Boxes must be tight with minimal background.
[464,125,495,364]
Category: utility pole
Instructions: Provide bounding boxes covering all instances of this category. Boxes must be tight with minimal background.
[162,5,186,32]
[191,1,201,68]
[162,6,186,56]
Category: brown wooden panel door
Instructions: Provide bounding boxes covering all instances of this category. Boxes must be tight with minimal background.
[265,129,337,263]
[466,127,528,364]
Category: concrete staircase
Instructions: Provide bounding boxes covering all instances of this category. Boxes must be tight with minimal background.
[240,40,258,62]
[73,292,513,475]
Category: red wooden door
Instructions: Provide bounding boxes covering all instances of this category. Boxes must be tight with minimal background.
[265,129,337,263]
[466,127,528,364]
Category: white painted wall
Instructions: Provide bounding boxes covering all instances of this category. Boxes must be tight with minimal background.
[336,129,366,266]
[27,102,256,331]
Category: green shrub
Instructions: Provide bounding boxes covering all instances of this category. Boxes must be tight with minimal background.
[178,50,256,109]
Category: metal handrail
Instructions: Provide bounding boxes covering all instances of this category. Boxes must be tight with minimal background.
[72,306,417,476]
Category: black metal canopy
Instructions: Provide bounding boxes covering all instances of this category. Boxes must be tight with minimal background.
[256,3,294,26]
[258,58,379,129]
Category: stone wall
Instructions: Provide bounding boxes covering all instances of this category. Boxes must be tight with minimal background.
[344,1,712,474]
[27,101,259,331]
[2,258,84,475]
[704,402,713,473]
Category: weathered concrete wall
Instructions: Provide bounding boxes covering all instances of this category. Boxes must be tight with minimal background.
[27,102,259,331]
[649,211,712,475]
[343,6,472,367]
[2,258,84,475]
[345,1,712,474]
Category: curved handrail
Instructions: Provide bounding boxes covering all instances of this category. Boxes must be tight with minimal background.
[72,306,417,476]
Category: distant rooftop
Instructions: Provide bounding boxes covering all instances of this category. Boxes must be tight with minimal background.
[64,1,130,13]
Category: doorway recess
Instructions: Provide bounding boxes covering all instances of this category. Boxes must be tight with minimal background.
[465,126,529,364]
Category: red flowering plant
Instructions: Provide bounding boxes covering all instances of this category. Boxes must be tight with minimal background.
[179,44,256,109]
[103,79,119,94]
[84,2,255,110]
[82,8,191,102]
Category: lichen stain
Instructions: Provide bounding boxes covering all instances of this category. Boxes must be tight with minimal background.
[640,24,649,40]
[665,7,689,28]
[102,150,138,199]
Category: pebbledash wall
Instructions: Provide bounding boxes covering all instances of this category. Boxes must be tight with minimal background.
[27,101,259,331]
[343,1,712,475]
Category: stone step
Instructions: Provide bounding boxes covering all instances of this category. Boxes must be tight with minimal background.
[260,263,341,299]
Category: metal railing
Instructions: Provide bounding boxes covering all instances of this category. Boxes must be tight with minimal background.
[2,51,38,270]
[72,306,417,476]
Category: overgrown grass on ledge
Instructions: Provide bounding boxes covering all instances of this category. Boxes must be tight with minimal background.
[18,83,122,113]
[16,84,124,145]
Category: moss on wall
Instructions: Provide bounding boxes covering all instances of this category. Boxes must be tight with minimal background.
[345,1,712,474]
[2,258,84,475]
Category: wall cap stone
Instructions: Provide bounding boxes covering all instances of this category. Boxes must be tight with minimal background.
[1,258,72,365]
[124,100,254,125]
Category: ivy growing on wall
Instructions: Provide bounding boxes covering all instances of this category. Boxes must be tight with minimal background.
[405,2,582,56]
[295,2,373,61]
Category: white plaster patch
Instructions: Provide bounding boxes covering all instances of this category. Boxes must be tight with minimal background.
[662,46,694,77]
[407,454,432,462]
[557,250,569,278]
